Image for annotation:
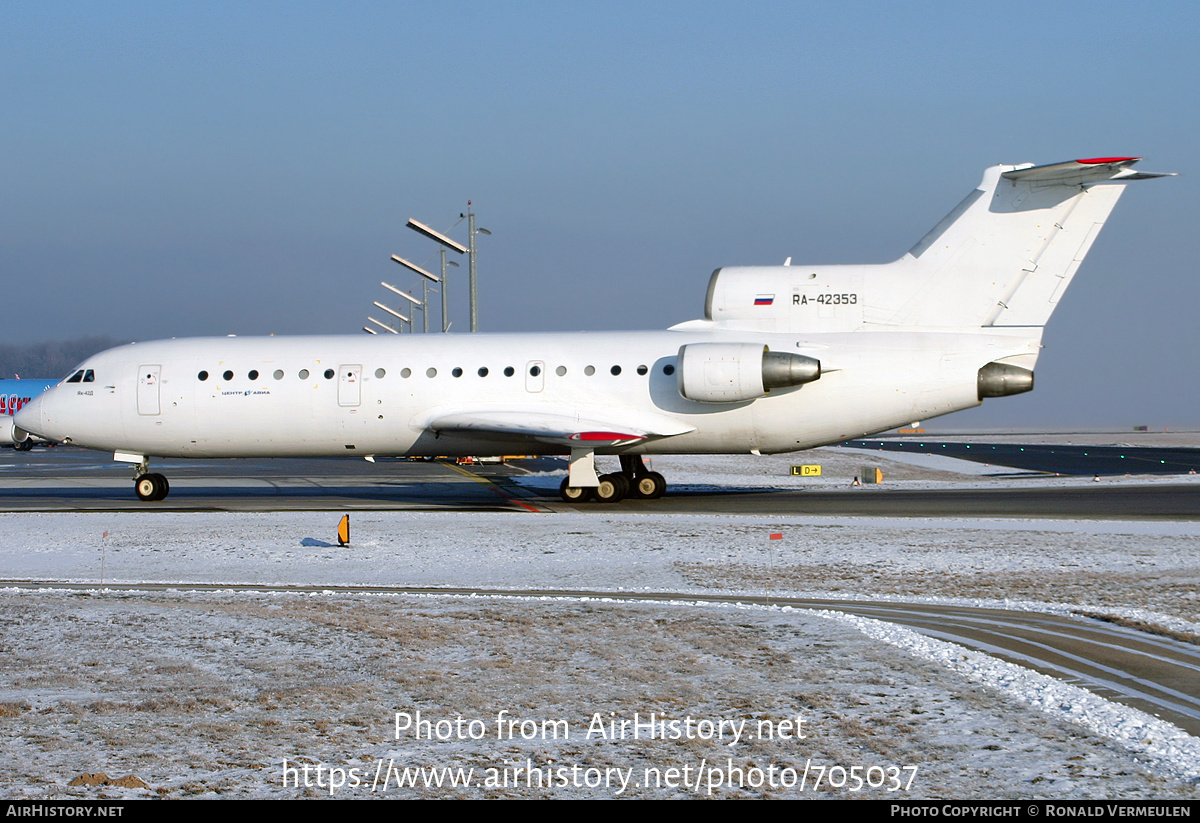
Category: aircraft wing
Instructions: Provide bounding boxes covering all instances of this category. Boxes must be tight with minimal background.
[426,409,695,447]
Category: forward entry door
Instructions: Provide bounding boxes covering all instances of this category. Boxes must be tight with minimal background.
[137,365,161,415]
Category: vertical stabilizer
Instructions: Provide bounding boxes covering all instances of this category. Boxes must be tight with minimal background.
[695,158,1172,336]
[889,157,1172,329]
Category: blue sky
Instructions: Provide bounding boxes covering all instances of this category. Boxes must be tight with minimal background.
[3,1,1198,427]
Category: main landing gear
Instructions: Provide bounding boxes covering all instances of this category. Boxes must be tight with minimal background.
[558,455,666,504]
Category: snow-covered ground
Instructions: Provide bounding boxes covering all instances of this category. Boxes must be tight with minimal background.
[2,449,1199,798]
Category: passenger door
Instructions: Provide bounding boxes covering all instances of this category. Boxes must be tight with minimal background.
[338,365,362,407]
[137,365,161,415]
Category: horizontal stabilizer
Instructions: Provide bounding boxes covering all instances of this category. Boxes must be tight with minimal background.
[1001,157,1175,185]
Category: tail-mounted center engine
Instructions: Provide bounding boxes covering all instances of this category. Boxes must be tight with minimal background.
[677,343,821,403]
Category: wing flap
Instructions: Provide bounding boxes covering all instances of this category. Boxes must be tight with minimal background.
[426,409,694,447]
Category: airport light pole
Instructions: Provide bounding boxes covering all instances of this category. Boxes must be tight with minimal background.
[389,255,442,332]
[373,299,412,333]
[464,205,491,333]
[441,252,459,333]
[367,316,399,334]
[381,282,423,327]
[407,218,466,332]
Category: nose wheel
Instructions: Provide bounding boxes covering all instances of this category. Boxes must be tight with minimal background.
[134,473,170,502]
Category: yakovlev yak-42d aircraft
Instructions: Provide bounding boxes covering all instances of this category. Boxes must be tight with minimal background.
[12,157,1174,503]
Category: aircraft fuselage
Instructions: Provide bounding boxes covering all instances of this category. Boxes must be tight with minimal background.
[23,328,1015,459]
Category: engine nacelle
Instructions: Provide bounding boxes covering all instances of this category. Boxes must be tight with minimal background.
[0,418,29,447]
[977,362,1034,400]
[678,343,820,403]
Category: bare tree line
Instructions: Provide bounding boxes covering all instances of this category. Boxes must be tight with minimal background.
[0,337,123,380]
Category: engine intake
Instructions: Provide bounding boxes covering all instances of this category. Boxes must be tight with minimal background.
[0,418,29,447]
[678,343,820,403]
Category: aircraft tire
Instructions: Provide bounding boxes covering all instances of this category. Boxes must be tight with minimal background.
[135,475,157,501]
[632,471,667,499]
[559,478,594,503]
[135,473,170,502]
[14,439,33,452]
[594,473,629,503]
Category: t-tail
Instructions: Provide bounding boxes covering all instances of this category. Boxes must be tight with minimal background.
[699,157,1174,335]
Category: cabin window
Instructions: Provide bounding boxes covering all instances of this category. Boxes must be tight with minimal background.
[555,365,567,376]
[273,370,284,380]
[248,370,259,381]
[452,367,463,378]
[324,369,334,380]
[298,369,310,380]
[584,365,595,376]
[637,365,648,375]
[478,367,488,377]
[401,368,412,378]
[610,365,622,375]
[198,371,209,381]
[663,364,675,376]
[375,368,385,379]
[426,368,437,378]
[529,364,541,377]
[503,366,515,377]
[223,370,234,381]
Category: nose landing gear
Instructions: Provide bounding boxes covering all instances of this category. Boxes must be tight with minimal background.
[134,472,170,502]
[126,455,170,501]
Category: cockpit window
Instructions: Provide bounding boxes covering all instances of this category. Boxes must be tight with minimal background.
[65,370,84,383]
[83,370,94,383]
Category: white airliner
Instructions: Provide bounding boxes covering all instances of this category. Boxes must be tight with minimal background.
[0,379,56,450]
[13,157,1173,503]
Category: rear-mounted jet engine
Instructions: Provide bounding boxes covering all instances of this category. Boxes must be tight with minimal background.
[677,343,821,403]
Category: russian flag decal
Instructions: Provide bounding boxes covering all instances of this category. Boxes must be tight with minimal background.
[754,294,774,306]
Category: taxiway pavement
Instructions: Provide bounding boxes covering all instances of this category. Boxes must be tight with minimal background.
[3,446,1200,518]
